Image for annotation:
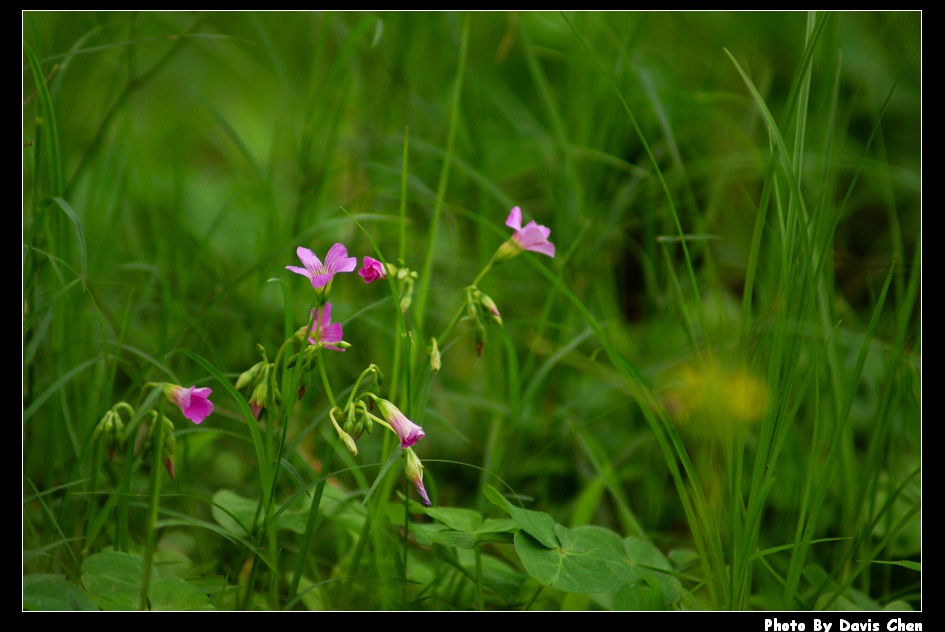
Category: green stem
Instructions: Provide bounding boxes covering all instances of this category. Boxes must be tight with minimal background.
[316,352,337,409]
[434,256,496,349]
[435,303,467,350]
[470,254,497,287]
[138,417,165,610]
[344,364,380,411]
[475,546,484,611]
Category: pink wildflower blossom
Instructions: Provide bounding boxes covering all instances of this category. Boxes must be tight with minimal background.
[286,243,357,290]
[375,398,425,448]
[164,384,214,425]
[505,206,555,258]
[358,257,387,283]
[308,302,345,352]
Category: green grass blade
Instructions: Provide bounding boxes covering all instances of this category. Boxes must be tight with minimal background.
[183,350,274,510]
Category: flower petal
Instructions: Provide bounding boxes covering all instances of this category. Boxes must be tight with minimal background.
[308,303,346,351]
[167,384,214,424]
[324,243,357,274]
[505,206,523,231]
[508,214,555,258]
[296,246,323,275]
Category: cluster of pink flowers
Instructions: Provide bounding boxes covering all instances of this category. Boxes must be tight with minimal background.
[281,206,554,507]
[285,241,429,503]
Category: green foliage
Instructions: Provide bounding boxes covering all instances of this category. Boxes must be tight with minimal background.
[23,11,920,610]
[485,484,685,609]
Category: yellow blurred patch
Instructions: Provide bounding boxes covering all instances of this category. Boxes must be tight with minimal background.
[659,356,767,439]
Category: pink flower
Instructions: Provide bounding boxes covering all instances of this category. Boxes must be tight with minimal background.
[286,243,357,290]
[404,448,432,507]
[505,206,555,258]
[164,384,214,425]
[358,256,387,283]
[375,398,425,448]
[308,302,345,352]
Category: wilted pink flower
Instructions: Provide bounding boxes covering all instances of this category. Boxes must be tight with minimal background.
[375,398,425,448]
[404,448,432,506]
[504,206,555,258]
[358,256,387,283]
[286,243,357,290]
[164,384,214,425]
[308,302,345,352]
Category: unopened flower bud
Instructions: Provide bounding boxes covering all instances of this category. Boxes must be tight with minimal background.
[134,412,159,457]
[164,455,176,480]
[339,431,359,456]
[329,407,358,456]
[249,380,268,419]
[235,362,263,391]
[475,321,487,357]
[162,417,177,480]
[94,409,127,461]
[465,287,480,321]
[430,337,441,373]
[479,293,502,326]
[404,447,431,507]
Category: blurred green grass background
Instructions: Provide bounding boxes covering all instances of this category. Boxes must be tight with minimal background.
[23,11,920,610]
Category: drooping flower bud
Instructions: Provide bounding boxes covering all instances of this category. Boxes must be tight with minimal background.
[329,407,359,456]
[404,447,431,507]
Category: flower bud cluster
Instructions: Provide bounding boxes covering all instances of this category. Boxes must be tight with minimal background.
[236,345,278,418]
[463,286,503,356]
[93,403,132,461]
[133,412,178,480]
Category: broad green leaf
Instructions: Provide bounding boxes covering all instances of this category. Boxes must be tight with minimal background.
[514,525,683,608]
[423,506,483,532]
[23,574,98,611]
[613,576,665,611]
[148,576,215,611]
[484,484,559,549]
[418,505,516,549]
[82,551,158,610]
[81,551,212,611]
[429,529,516,550]
[624,536,684,606]
[515,524,628,594]
[428,531,480,549]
